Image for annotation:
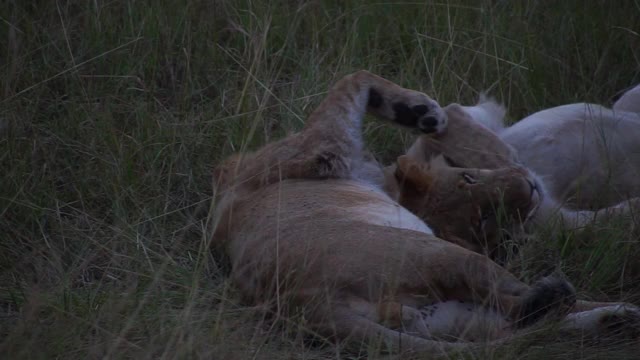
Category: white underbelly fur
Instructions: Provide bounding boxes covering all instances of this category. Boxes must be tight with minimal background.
[344,184,434,235]
[280,179,434,235]
[348,202,433,235]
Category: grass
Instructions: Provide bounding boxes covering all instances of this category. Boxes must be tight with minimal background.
[1,0,640,358]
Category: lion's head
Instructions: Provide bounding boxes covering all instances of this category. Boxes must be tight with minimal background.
[394,153,540,260]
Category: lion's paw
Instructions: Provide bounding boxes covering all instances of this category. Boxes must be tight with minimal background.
[388,91,447,135]
[597,305,640,340]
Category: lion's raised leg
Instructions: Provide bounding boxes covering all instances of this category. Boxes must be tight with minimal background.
[214,71,446,191]
[304,70,446,140]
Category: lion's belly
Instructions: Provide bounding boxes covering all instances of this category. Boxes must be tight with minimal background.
[345,201,433,234]
[225,179,452,304]
[288,179,433,235]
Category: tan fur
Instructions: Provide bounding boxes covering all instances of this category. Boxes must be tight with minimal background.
[396,100,640,339]
[395,104,539,259]
[213,71,575,354]
[406,103,519,168]
[393,153,539,259]
[401,100,640,255]
[452,90,640,221]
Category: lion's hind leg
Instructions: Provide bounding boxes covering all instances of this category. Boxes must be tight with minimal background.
[359,299,511,342]
[432,250,576,329]
[409,301,511,342]
[560,303,640,340]
[325,303,476,355]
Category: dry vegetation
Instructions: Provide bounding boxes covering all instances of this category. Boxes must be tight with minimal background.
[1,0,640,358]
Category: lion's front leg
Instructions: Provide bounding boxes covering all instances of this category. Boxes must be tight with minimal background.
[287,70,447,181]
[306,70,446,139]
[215,71,447,190]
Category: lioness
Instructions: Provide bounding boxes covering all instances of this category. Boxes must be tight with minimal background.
[212,71,576,354]
[402,96,640,245]
[386,104,540,259]
[462,85,640,211]
[388,102,640,340]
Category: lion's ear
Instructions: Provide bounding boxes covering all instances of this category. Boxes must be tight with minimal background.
[395,155,433,192]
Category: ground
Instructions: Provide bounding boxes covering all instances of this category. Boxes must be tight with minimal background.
[1,1,640,359]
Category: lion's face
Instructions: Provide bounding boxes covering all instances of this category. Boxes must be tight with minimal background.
[394,154,540,258]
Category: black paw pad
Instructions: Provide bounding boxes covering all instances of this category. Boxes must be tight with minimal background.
[516,276,576,328]
[392,102,441,133]
[418,116,439,133]
[368,88,383,108]
[412,105,429,116]
[392,102,431,127]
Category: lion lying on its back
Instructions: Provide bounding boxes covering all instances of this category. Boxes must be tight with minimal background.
[214,71,574,353]
[212,71,640,354]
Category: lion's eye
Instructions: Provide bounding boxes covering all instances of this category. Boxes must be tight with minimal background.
[461,173,477,184]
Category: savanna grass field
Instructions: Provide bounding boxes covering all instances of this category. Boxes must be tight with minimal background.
[2,1,640,359]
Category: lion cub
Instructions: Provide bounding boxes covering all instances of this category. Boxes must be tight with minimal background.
[212,71,574,354]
